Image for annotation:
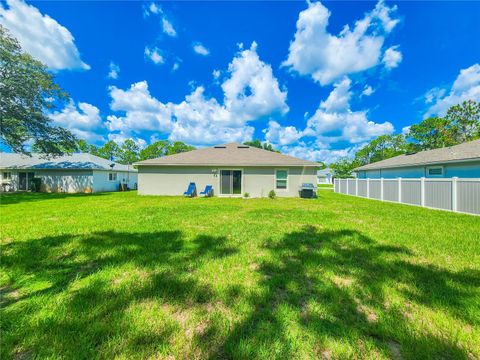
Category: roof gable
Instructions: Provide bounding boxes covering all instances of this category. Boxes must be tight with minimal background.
[135,142,319,167]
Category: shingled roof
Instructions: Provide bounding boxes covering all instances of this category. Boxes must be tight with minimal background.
[355,139,480,171]
[0,153,137,172]
[135,143,319,167]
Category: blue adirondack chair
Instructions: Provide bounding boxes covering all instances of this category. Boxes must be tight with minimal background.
[183,182,196,197]
[200,185,213,197]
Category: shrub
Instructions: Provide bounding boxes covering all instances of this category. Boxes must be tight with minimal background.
[268,190,276,199]
[244,192,250,198]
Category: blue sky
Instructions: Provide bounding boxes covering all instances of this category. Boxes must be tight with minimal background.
[1,0,479,162]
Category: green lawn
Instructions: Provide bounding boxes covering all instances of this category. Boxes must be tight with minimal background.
[1,191,479,359]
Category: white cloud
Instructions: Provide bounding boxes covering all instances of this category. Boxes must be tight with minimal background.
[144,46,164,65]
[193,42,210,56]
[263,120,303,146]
[107,43,288,146]
[283,0,399,85]
[107,62,120,79]
[144,2,176,37]
[382,45,402,69]
[162,17,176,37]
[261,76,394,162]
[212,69,221,79]
[172,62,180,71]
[0,0,89,70]
[425,63,480,117]
[362,85,375,96]
[50,101,104,142]
[108,132,147,148]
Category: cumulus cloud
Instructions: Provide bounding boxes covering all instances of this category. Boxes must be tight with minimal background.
[362,85,375,96]
[193,42,210,56]
[283,0,399,85]
[0,0,89,70]
[424,63,480,117]
[50,101,104,142]
[382,45,402,69]
[107,43,288,146]
[261,77,394,162]
[107,62,120,79]
[144,46,165,65]
[281,143,360,163]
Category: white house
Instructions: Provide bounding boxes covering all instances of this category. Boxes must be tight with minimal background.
[135,142,319,197]
[317,168,333,184]
[0,153,137,193]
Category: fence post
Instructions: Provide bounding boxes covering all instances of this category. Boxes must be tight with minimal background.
[367,178,370,198]
[398,177,402,203]
[452,177,458,212]
[346,178,349,195]
[355,178,358,196]
[421,177,426,207]
[380,177,384,201]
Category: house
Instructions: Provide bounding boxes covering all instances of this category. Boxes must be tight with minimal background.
[317,168,333,184]
[355,139,480,179]
[0,153,137,193]
[134,142,319,197]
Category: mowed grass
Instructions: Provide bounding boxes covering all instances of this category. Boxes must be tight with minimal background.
[1,191,479,359]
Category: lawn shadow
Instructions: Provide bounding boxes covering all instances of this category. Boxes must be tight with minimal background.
[212,225,479,359]
[0,229,238,358]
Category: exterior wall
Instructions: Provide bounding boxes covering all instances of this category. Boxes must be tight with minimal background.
[1,169,94,193]
[137,166,317,197]
[92,170,138,193]
[357,161,480,179]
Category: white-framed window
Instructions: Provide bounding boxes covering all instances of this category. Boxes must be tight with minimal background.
[2,172,12,181]
[109,172,117,181]
[275,169,288,190]
[427,166,443,176]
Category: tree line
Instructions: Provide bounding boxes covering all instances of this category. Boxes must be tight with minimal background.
[330,100,480,177]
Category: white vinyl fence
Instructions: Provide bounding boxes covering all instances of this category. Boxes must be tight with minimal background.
[334,177,480,215]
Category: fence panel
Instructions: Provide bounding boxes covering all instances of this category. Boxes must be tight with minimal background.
[383,180,399,202]
[425,180,452,210]
[358,180,368,197]
[401,180,422,206]
[457,180,480,215]
[369,180,381,199]
[347,179,356,195]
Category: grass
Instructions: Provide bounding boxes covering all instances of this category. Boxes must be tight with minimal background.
[1,191,479,359]
[317,183,333,189]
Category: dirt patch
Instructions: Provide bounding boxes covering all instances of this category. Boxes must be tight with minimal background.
[332,275,354,288]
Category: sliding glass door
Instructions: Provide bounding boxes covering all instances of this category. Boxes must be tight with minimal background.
[220,170,242,195]
[18,172,34,191]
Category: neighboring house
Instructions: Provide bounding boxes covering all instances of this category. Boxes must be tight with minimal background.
[317,168,333,184]
[135,142,319,197]
[355,140,480,179]
[0,153,137,193]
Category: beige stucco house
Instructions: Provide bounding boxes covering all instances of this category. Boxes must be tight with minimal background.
[0,153,137,193]
[135,142,319,197]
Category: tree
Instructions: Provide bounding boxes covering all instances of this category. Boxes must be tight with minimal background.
[330,158,359,178]
[243,140,279,152]
[139,140,169,160]
[118,139,140,165]
[0,25,77,155]
[444,100,480,143]
[96,140,120,160]
[355,134,408,165]
[407,117,456,151]
[165,141,195,155]
[77,139,99,155]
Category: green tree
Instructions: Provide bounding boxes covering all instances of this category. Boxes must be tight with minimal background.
[118,139,140,164]
[243,140,279,152]
[407,117,456,151]
[330,158,359,178]
[139,140,170,160]
[355,134,408,165]
[444,100,480,143]
[96,140,120,160]
[77,139,99,155]
[0,25,77,155]
[165,141,195,155]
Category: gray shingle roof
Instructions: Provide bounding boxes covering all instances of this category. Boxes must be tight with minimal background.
[0,153,137,172]
[135,142,319,167]
[355,139,480,171]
